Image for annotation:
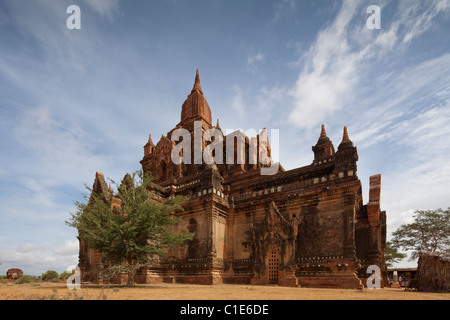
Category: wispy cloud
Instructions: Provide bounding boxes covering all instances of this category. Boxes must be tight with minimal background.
[230,84,247,118]
[352,53,450,149]
[282,1,450,263]
[10,105,111,187]
[288,1,360,129]
[247,51,265,72]
[0,240,78,275]
[82,0,120,21]
[288,0,450,130]
[271,0,297,23]
[1,0,448,273]
[399,0,450,44]
[227,84,287,127]
[2,0,100,73]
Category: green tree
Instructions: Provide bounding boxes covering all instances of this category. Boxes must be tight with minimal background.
[384,241,407,267]
[66,170,193,286]
[42,270,59,281]
[391,208,450,260]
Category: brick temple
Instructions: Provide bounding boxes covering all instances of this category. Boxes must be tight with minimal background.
[79,70,387,289]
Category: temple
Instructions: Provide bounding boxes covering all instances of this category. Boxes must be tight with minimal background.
[78,70,387,289]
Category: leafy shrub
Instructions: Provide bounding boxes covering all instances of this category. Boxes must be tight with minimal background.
[41,270,59,282]
[15,275,40,284]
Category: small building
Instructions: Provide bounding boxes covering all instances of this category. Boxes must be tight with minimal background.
[387,268,417,287]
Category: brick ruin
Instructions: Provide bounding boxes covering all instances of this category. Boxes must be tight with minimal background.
[78,70,387,289]
[6,268,23,279]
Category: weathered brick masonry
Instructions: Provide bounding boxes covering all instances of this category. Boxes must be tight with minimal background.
[79,70,386,289]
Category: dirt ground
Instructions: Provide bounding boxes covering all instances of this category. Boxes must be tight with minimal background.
[0,281,449,300]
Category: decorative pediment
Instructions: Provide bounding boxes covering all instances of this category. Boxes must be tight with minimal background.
[243,201,296,268]
[264,201,287,228]
[91,172,112,203]
[246,202,294,249]
[153,135,176,168]
[155,134,175,151]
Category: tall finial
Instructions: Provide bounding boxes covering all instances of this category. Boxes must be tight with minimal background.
[342,126,350,142]
[192,69,203,94]
[216,118,220,129]
[147,133,155,146]
[320,124,327,138]
[316,124,330,143]
[312,123,334,162]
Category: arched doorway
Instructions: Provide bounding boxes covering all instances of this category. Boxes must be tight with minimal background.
[187,218,199,258]
[159,160,167,181]
[267,248,280,284]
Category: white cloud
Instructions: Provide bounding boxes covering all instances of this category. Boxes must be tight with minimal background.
[288,1,359,129]
[288,0,450,130]
[2,0,101,75]
[352,60,450,252]
[284,0,450,266]
[0,3,150,276]
[11,104,111,188]
[383,151,450,245]
[82,0,120,21]
[227,84,287,127]
[230,85,246,118]
[53,240,79,256]
[0,240,78,275]
[255,86,287,123]
[0,104,112,251]
[352,53,450,150]
[247,51,265,72]
[398,0,450,44]
[272,0,297,23]
[1,0,448,275]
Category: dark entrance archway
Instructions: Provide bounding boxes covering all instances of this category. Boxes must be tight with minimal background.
[268,248,280,284]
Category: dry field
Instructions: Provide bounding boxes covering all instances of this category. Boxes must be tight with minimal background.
[0,281,449,300]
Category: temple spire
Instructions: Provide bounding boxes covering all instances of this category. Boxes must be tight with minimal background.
[147,133,155,146]
[312,124,335,163]
[320,124,327,138]
[337,125,355,151]
[179,69,212,128]
[191,69,203,95]
[316,124,330,144]
[342,126,350,142]
[143,133,155,156]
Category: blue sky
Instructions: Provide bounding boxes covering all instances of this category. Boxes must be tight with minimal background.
[0,0,449,275]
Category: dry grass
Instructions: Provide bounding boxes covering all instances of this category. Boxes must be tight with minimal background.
[0,282,449,300]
